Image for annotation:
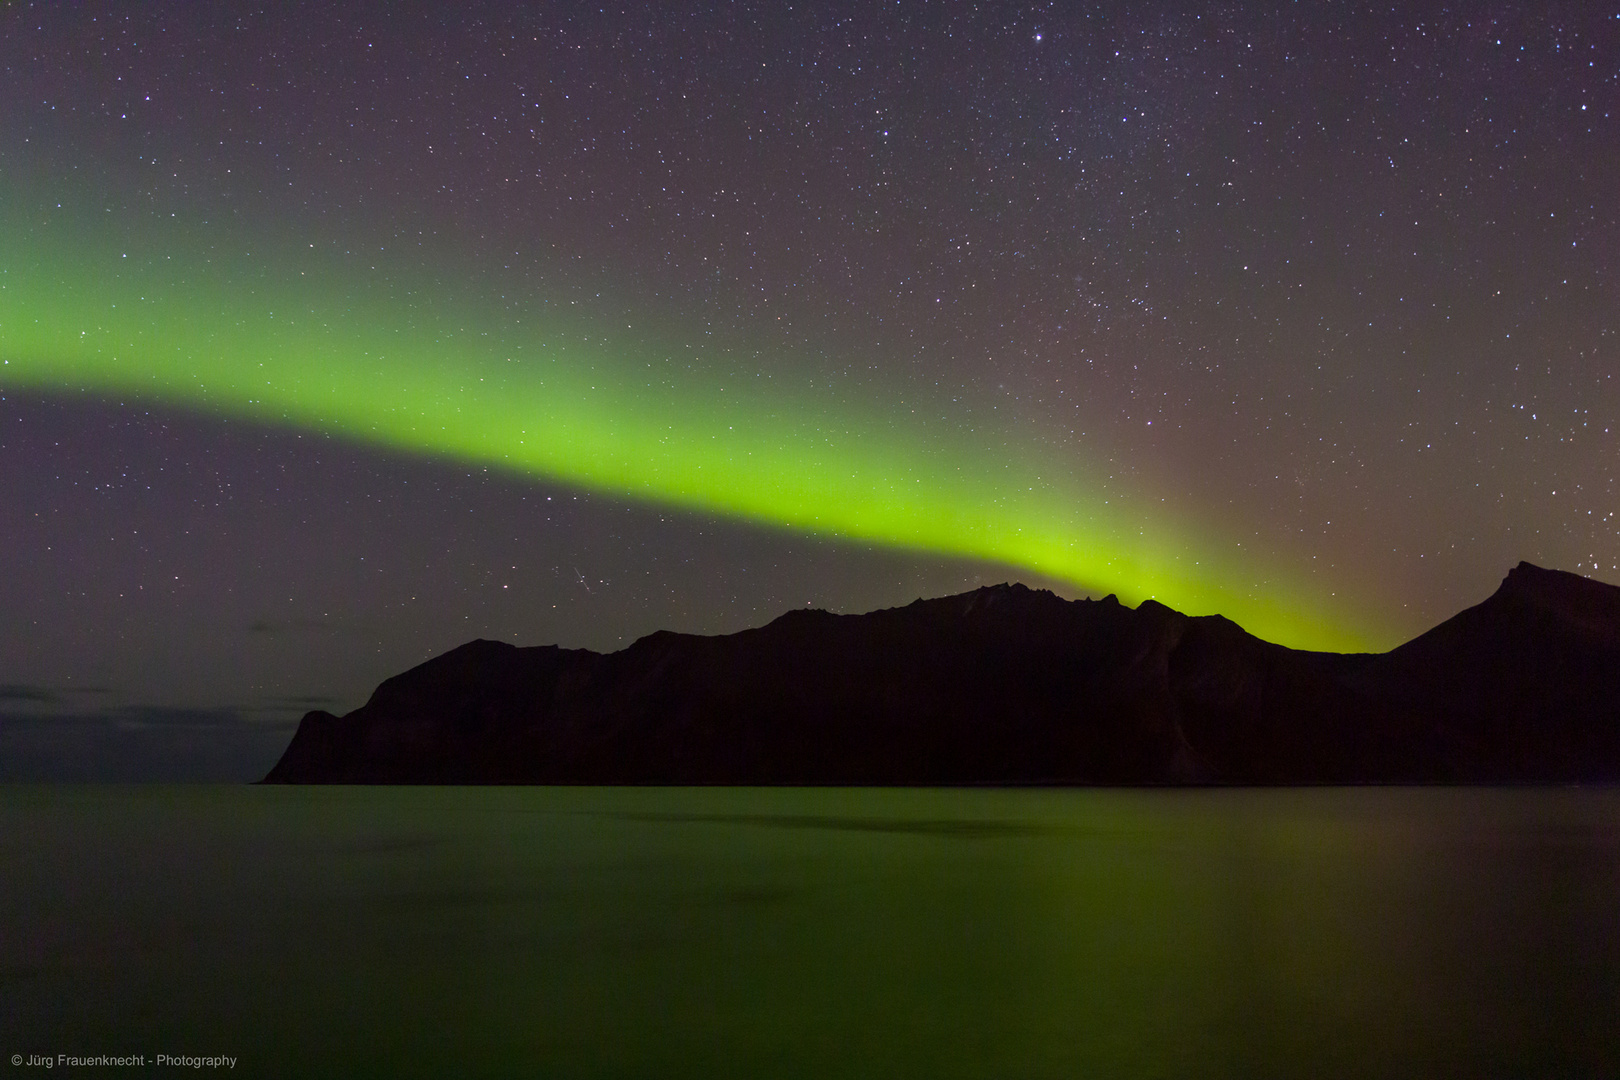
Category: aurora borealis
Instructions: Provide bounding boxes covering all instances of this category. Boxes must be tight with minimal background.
[2,2,1616,778]
[0,173,1346,650]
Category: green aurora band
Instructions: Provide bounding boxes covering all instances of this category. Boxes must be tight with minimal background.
[0,194,1382,651]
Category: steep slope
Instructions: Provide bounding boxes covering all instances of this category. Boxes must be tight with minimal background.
[1347,562,1620,780]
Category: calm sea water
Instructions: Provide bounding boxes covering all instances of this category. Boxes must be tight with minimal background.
[2,786,1617,1078]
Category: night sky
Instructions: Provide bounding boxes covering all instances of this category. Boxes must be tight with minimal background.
[2,2,1615,780]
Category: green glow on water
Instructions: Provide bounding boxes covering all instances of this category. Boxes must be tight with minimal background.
[5,786,1616,1079]
[0,190,1382,650]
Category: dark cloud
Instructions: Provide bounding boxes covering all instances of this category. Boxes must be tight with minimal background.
[0,704,298,782]
[0,683,58,704]
[262,695,343,710]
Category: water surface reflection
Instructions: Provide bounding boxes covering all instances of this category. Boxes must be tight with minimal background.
[2,786,1615,1078]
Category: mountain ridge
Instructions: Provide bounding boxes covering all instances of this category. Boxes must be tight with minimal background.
[262,563,1620,785]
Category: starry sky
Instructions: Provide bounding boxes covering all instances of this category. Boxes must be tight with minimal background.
[2,2,1615,779]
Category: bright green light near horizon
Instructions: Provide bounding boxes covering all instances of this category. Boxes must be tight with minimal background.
[0,204,1381,652]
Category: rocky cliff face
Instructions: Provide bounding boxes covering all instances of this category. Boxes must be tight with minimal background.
[262,563,1620,784]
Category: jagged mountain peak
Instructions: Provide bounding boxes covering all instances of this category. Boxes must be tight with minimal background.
[264,566,1620,786]
[1496,561,1620,634]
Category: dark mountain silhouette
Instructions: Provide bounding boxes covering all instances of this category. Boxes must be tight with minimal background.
[262,562,1620,784]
